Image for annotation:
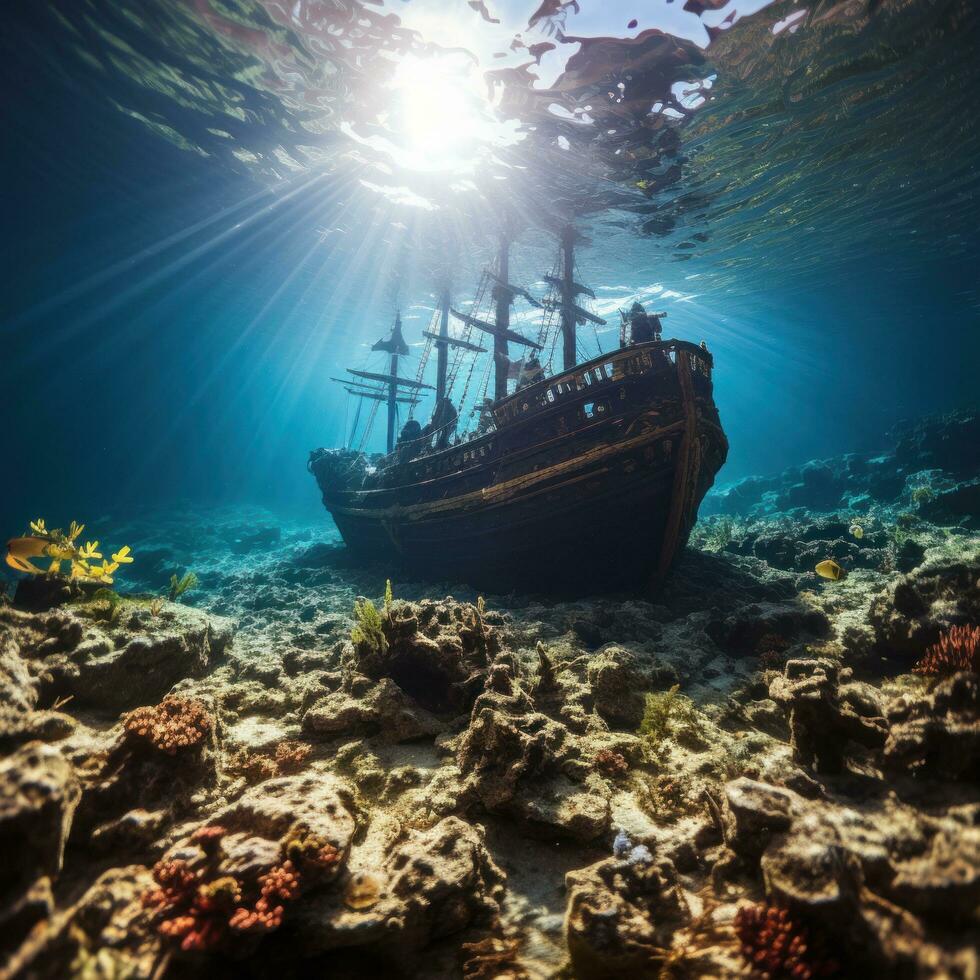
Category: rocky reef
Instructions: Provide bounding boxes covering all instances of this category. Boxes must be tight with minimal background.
[1,412,977,978]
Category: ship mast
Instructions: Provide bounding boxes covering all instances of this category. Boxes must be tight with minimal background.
[560,225,576,370]
[422,290,488,405]
[492,237,512,402]
[543,225,606,369]
[449,236,543,404]
[337,313,434,455]
[435,289,450,403]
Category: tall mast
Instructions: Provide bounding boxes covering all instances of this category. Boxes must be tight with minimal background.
[543,226,606,367]
[436,289,450,403]
[386,313,403,453]
[560,225,576,371]
[492,236,511,402]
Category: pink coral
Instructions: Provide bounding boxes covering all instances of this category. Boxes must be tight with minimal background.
[914,624,980,676]
[123,696,211,755]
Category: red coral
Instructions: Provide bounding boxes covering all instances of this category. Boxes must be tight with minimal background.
[757,633,791,670]
[190,824,227,855]
[229,861,301,934]
[123,696,211,754]
[735,904,839,979]
[142,859,230,953]
[914,624,980,676]
[594,749,630,778]
[274,740,311,774]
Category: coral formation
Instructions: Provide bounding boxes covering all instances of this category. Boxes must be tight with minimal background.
[914,623,980,675]
[734,903,838,979]
[122,695,211,754]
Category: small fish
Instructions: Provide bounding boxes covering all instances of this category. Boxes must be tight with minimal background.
[628,18,638,28]
[849,524,864,539]
[815,559,846,581]
[6,536,50,574]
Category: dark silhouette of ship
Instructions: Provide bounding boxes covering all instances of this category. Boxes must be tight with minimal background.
[309,227,727,591]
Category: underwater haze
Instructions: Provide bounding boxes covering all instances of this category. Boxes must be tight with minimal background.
[2,3,980,979]
[1,0,978,527]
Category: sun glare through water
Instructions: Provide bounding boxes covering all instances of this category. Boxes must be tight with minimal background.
[384,53,520,175]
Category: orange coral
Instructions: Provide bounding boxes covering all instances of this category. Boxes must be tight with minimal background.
[913,624,980,676]
[735,904,839,979]
[123,696,211,755]
[142,820,342,953]
[229,861,301,934]
[274,740,311,773]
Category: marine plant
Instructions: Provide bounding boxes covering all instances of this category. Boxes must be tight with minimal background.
[122,695,211,755]
[639,685,702,749]
[913,624,980,675]
[168,571,198,602]
[84,586,124,623]
[734,903,839,978]
[351,596,388,655]
[5,517,133,584]
[692,516,739,553]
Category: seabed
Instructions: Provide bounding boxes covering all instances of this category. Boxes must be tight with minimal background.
[2,411,978,978]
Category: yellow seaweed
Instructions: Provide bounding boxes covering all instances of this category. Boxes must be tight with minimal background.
[5,518,133,586]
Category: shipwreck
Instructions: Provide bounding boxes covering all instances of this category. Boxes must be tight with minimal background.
[309,227,728,591]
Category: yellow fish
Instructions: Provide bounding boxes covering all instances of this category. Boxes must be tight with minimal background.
[849,524,864,539]
[815,559,846,581]
[6,536,50,574]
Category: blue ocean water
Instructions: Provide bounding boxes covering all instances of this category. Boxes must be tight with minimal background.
[1,0,977,531]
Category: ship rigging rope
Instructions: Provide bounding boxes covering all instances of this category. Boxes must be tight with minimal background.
[356,400,381,454]
[347,393,363,450]
[446,271,489,397]
[408,306,440,421]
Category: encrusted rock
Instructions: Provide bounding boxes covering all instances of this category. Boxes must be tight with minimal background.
[302,677,444,742]
[769,659,887,772]
[1,603,233,710]
[867,557,980,669]
[292,816,506,956]
[347,597,498,716]
[586,646,648,729]
[564,852,689,978]
[0,742,81,954]
[883,672,979,780]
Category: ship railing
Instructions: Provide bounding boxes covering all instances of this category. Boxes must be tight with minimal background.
[492,339,712,428]
[381,339,712,468]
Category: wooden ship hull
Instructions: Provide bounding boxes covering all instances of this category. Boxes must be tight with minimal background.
[310,339,727,592]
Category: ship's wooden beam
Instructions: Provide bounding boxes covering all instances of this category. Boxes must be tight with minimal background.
[331,376,385,392]
[449,309,543,350]
[347,368,435,390]
[542,297,607,326]
[422,330,487,353]
[543,273,595,300]
[344,388,419,405]
[488,273,542,308]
